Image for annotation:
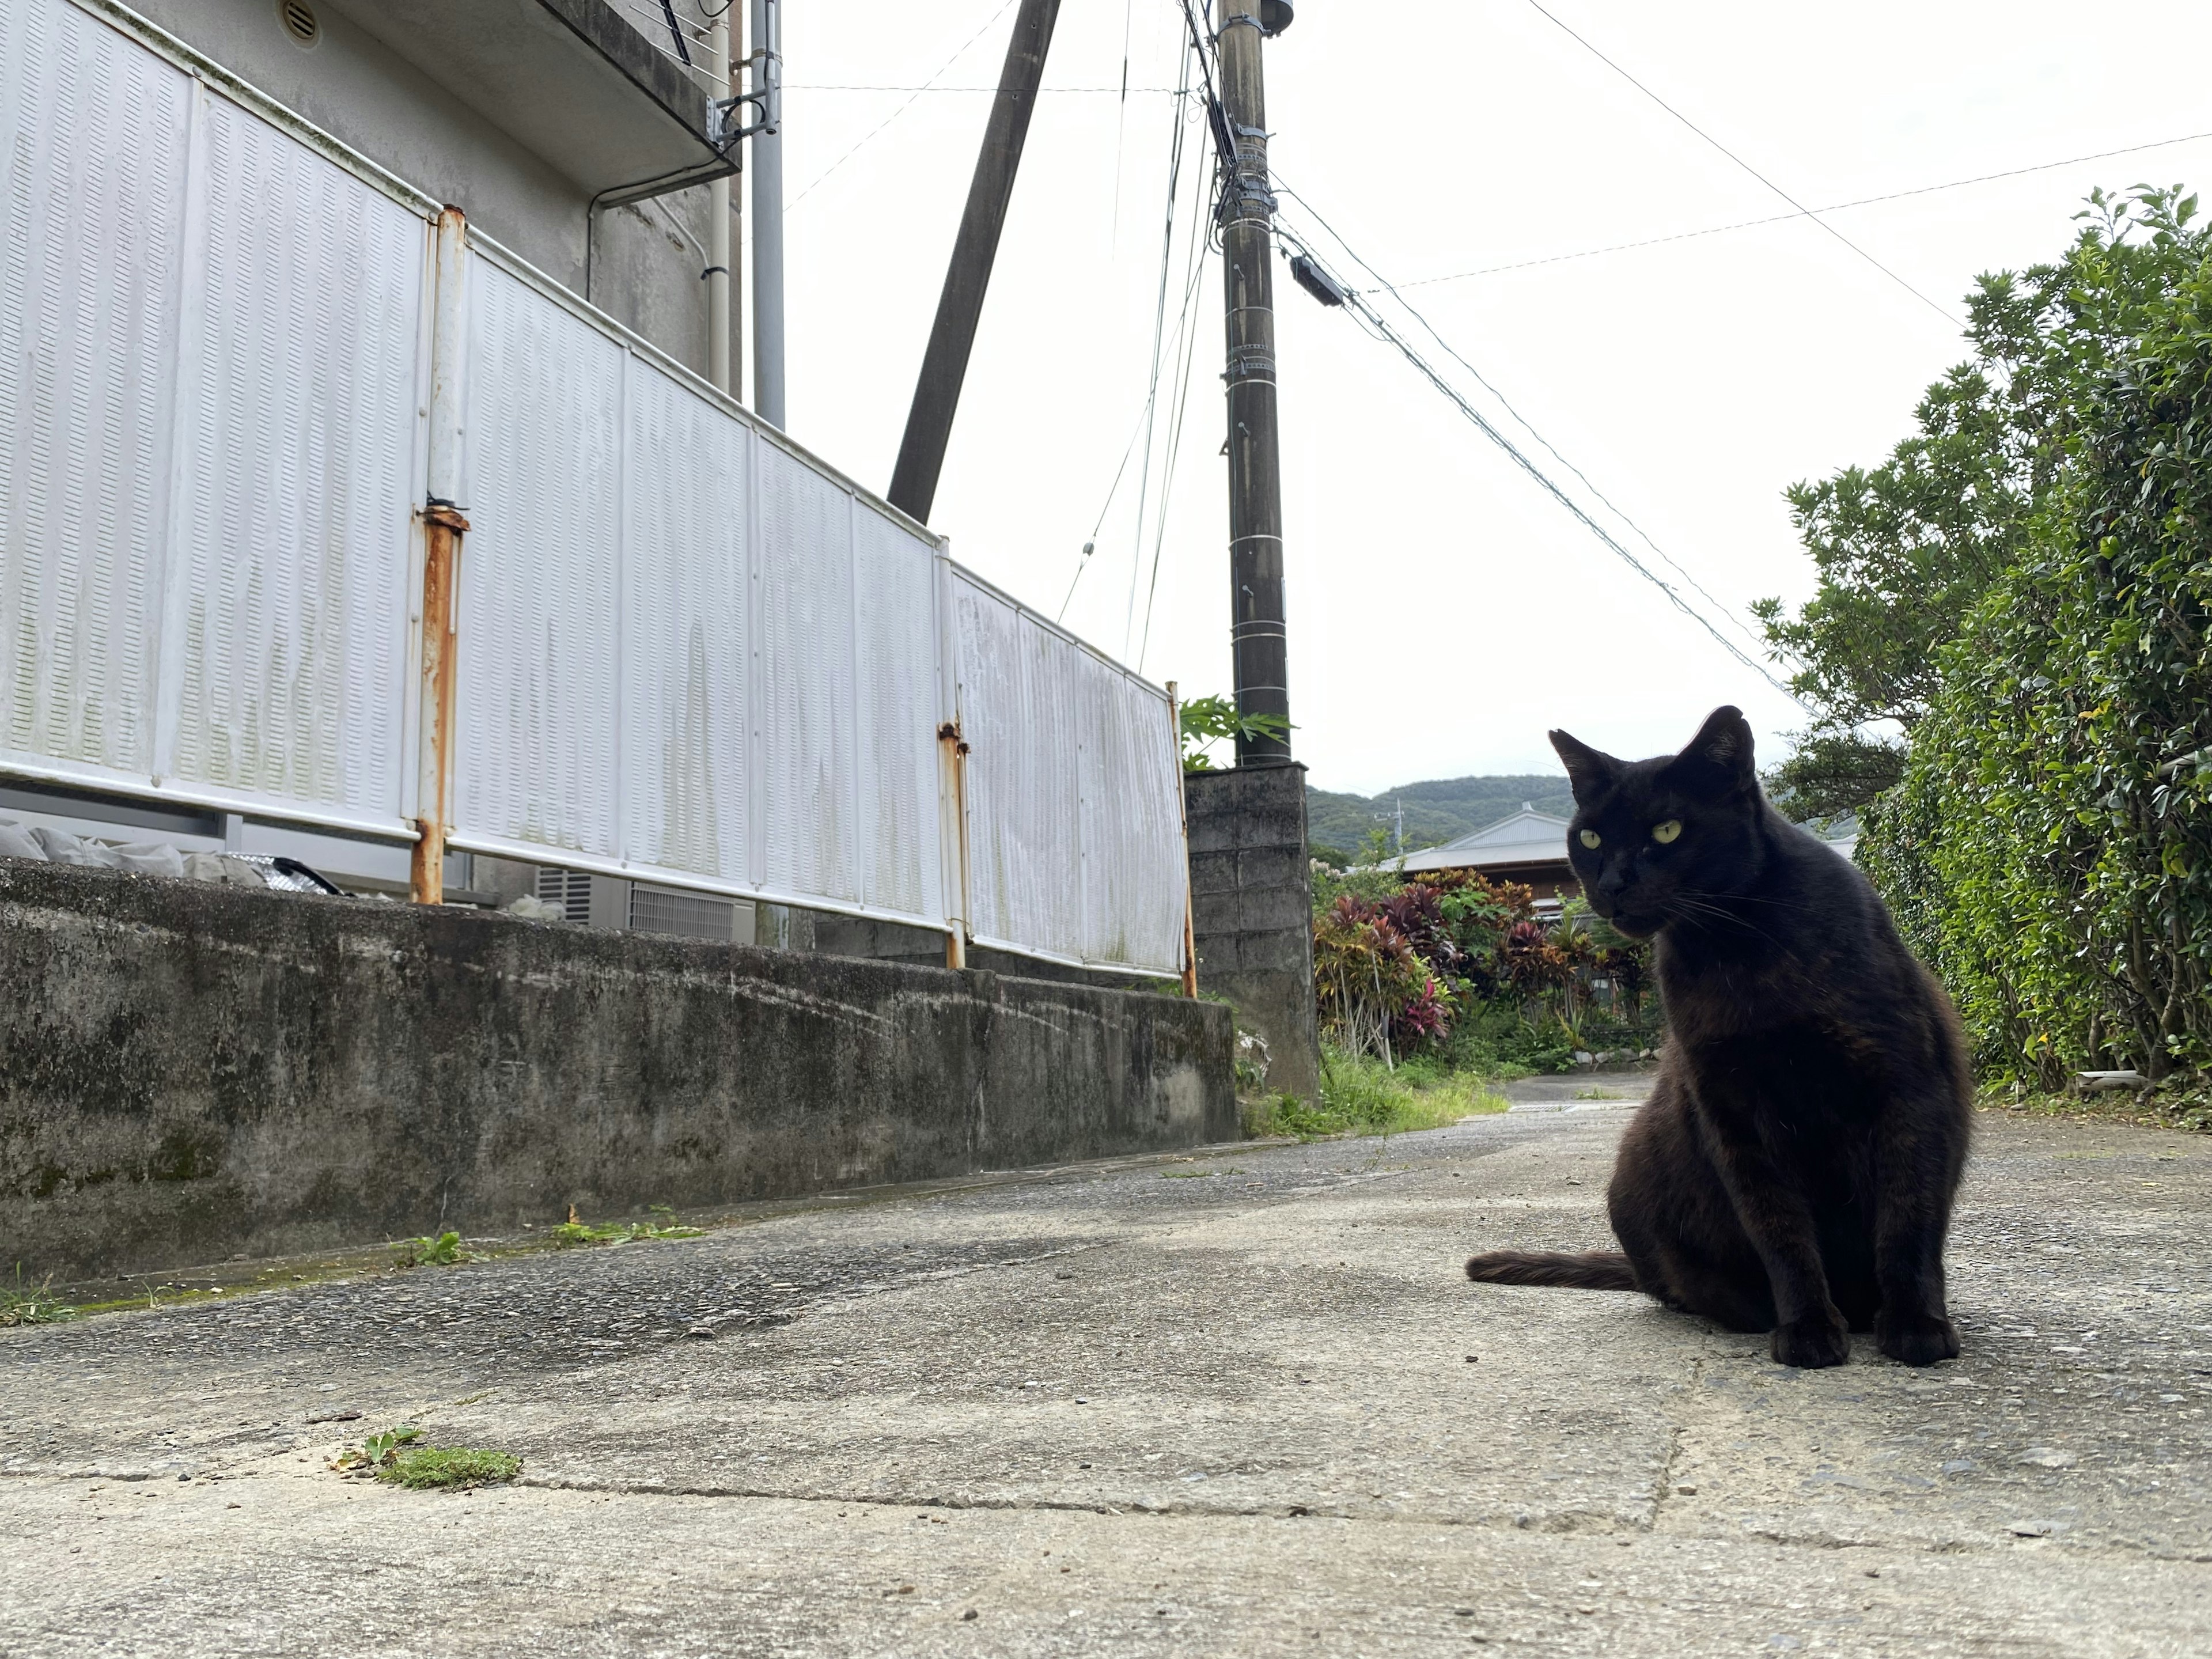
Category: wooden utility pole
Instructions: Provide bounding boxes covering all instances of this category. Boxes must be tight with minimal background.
[887,0,1060,523]
[1216,0,1291,764]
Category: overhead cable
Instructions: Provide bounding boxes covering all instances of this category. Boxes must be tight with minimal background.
[786,0,1021,209]
[1274,225,1806,705]
[1124,40,1206,656]
[1523,0,1959,329]
[1397,127,2212,290]
[1275,175,1771,657]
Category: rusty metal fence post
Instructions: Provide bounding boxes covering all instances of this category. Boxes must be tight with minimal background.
[412,206,471,904]
[939,719,971,969]
[1167,681,1199,998]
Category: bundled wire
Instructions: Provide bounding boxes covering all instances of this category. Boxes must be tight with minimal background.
[1279,219,1801,703]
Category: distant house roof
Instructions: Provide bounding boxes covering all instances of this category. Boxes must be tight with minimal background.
[1399,804,1572,875]
[1392,805,1860,879]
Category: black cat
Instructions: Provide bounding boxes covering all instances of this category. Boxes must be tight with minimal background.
[1465,706,1972,1368]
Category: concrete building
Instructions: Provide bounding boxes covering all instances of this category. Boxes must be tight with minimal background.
[1399,805,1580,900]
[127,0,740,376]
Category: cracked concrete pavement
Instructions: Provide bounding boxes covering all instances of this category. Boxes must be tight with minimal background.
[4,1074,2209,1656]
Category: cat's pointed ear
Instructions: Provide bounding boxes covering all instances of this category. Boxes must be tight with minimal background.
[1549,729,1619,805]
[1664,705,1756,796]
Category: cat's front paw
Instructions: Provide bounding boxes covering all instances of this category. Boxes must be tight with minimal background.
[1771,1313,1850,1369]
[1875,1309,1960,1367]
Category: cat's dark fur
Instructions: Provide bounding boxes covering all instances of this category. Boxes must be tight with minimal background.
[1465,706,1972,1368]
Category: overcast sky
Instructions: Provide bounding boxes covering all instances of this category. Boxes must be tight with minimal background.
[748,1,2212,797]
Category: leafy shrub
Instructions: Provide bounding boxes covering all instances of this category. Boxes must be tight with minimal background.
[1858,188,2212,1084]
[1247,1048,1509,1138]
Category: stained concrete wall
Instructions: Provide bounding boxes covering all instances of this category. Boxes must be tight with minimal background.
[1186,764,1320,1101]
[0,861,1235,1283]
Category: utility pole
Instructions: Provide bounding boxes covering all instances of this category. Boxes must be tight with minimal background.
[748,0,785,427]
[1217,0,1291,765]
[887,0,1061,523]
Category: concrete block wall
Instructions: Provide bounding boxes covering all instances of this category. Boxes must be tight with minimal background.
[1184,764,1320,1100]
[0,860,1235,1283]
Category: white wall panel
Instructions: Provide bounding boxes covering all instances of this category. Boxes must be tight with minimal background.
[754,442,859,905]
[0,0,191,779]
[952,567,1183,974]
[1078,666,1185,972]
[952,571,1081,961]
[851,504,942,921]
[164,92,421,819]
[619,355,749,884]
[453,261,625,858]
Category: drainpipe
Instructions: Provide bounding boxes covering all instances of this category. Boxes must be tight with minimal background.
[706,6,733,392]
[748,0,785,426]
[412,206,471,905]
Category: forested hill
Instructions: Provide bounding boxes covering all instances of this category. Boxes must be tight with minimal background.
[1306,775,1574,862]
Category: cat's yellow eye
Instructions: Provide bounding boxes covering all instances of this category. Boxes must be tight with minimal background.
[1652,819,1683,844]
[1578,829,1601,849]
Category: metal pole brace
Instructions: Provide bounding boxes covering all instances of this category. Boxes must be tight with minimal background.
[711,90,777,149]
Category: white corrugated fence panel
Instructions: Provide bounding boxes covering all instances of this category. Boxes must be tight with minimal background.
[952,566,1185,974]
[2,0,421,830]
[951,570,1082,962]
[452,257,624,860]
[1078,664,1184,974]
[162,89,422,821]
[3,0,1174,967]
[753,441,859,906]
[1,2,186,783]
[618,353,750,887]
[850,503,942,923]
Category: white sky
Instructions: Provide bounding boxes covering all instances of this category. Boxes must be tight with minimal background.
[753,1,2212,796]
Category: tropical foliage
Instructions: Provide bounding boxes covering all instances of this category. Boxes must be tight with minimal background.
[1179,694,1290,771]
[1309,847,1656,1069]
[1763,186,2212,1085]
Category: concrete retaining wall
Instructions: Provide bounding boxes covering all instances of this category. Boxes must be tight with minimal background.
[0,861,1235,1283]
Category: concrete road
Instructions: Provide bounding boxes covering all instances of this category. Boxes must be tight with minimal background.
[4,1078,2208,1657]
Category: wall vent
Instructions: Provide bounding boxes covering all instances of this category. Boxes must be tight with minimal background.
[278,0,320,47]
[535,866,594,924]
[629,884,737,942]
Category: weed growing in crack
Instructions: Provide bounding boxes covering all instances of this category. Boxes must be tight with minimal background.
[0,1265,77,1327]
[333,1425,521,1490]
[547,1205,704,1248]
[379,1446,523,1490]
[390,1231,465,1268]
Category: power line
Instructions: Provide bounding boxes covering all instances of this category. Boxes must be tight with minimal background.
[1062,72,1210,627]
[1523,0,1960,329]
[1137,139,1214,672]
[1275,215,1804,704]
[1124,39,1204,656]
[1274,175,1772,657]
[1396,127,2212,291]
[786,0,1021,209]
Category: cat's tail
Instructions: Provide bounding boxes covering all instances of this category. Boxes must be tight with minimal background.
[1465,1249,1639,1291]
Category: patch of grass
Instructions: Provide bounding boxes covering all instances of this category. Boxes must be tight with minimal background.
[334,1425,522,1489]
[1983,1083,2212,1134]
[390,1230,465,1268]
[0,1266,77,1327]
[1245,1049,1509,1141]
[546,1206,704,1248]
[380,1446,524,1489]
